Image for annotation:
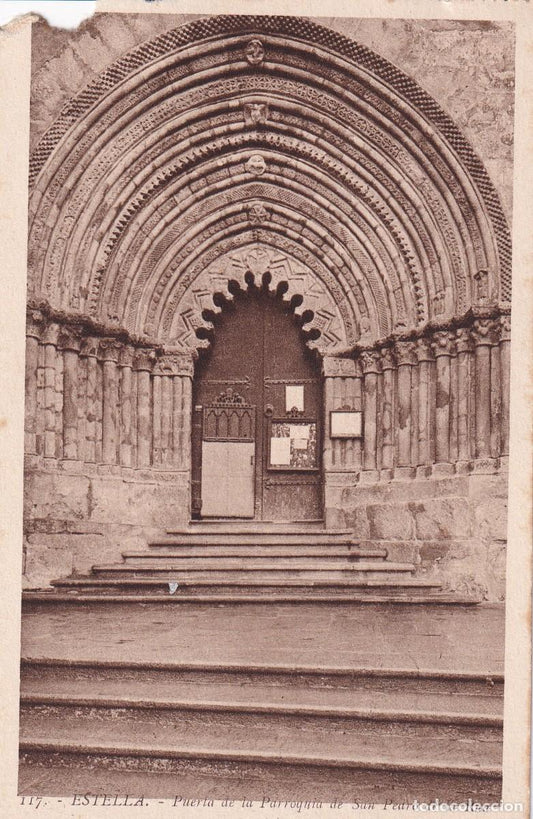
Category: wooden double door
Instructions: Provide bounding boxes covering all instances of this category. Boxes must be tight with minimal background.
[191,290,323,520]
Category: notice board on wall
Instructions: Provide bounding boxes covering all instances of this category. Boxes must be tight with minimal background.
[268,419,318,470]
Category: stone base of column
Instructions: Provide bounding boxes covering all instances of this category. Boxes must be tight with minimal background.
[432,462,455,477]
[393,466,416,480]
[379,468,394,481]
[471,457,499,474]
[416,465,432,479]
[359,469,380,484]
[455,460,471,475]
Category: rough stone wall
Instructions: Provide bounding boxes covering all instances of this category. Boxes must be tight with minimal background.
[30,14,514,221]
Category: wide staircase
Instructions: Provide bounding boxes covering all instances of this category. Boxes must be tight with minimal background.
[25,520,475,603]
[19,521,503,802]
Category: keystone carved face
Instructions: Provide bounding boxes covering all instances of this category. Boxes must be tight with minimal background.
[245,154,267,175]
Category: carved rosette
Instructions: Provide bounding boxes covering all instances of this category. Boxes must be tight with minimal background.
[244,39,265,66]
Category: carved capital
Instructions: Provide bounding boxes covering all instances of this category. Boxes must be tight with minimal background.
[80,337,99,358]
[394,341,417,367]
[322,357,356,377]
[431,330,456,357]
[26,309,46,340]
[154,353,192,376]
[471,318,498,347]
[454,327,473,355]
[119,346,135,368]
[415,337,434,363]
[58,327,82,353]
[360,350,382,375]
[499,314,511,343]
[133,348,157,372]
[41,322,59,347]
[380,347,396,371]
[98,339,122,363]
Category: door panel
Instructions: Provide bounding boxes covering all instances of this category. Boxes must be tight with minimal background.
[192,289,323,520]
[201,441,255,518]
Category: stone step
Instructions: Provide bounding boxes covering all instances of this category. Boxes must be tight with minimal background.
[152,533,354,547]
[20,660,505,717]
[51,577,440,593]
[182,520,329,533]
[19,706,501,776]
[91,561,414,575]
[18,750,503,802]
[23,591,479,604]
[124,546,387,559]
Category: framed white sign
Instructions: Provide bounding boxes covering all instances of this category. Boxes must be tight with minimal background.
[330,410,362,438]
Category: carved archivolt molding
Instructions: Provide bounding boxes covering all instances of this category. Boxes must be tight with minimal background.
[163,243,350,354]
[28,15,511,355]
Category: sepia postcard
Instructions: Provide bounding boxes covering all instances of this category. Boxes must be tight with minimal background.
[0,0,531,817]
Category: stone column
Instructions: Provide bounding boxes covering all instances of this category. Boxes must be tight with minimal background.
[58,329,81,461]
[41,323,59,459]
[431,330,455,470]
[134,349,156,468]
[323,356,361,473]
[395,341,416,474]
[360,351,381,477]
[25,310,44,456]
[80,339,99,463]
[99,340,121,465]
[471,318,494,461]
[165,354,194,470]
[490,330,502,459]
[454,327,473,467]
[119,347,135,468]
[499,314,511,457]
[415,338,433,470]
[380,348,395,474]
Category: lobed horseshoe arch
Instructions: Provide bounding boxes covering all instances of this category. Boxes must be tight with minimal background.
[28,14,511,357]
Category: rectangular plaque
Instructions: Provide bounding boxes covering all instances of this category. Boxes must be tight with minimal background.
[330,410,362,438]
[285,385,304,412]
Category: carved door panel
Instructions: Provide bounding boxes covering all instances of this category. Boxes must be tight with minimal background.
[192,291,322,520]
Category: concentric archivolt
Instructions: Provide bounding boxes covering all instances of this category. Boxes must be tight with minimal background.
[28,15,510,355]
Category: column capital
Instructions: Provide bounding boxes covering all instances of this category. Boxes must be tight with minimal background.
[431,330,456,357]
[360,350,382,375]
[380,347,396,371]
[133,348,157,372]
[471,318,498,347]
[58,327,82,353]
[26,309,46,340]
[41,322,60,346]
[98,339,122,363]
[454,326,474,354]
[119,346,135,368]
[322,356,357,377]
[80,337,99,358]
[498,314,511,343]
[415,337,434,362]
[394,340,417,366]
